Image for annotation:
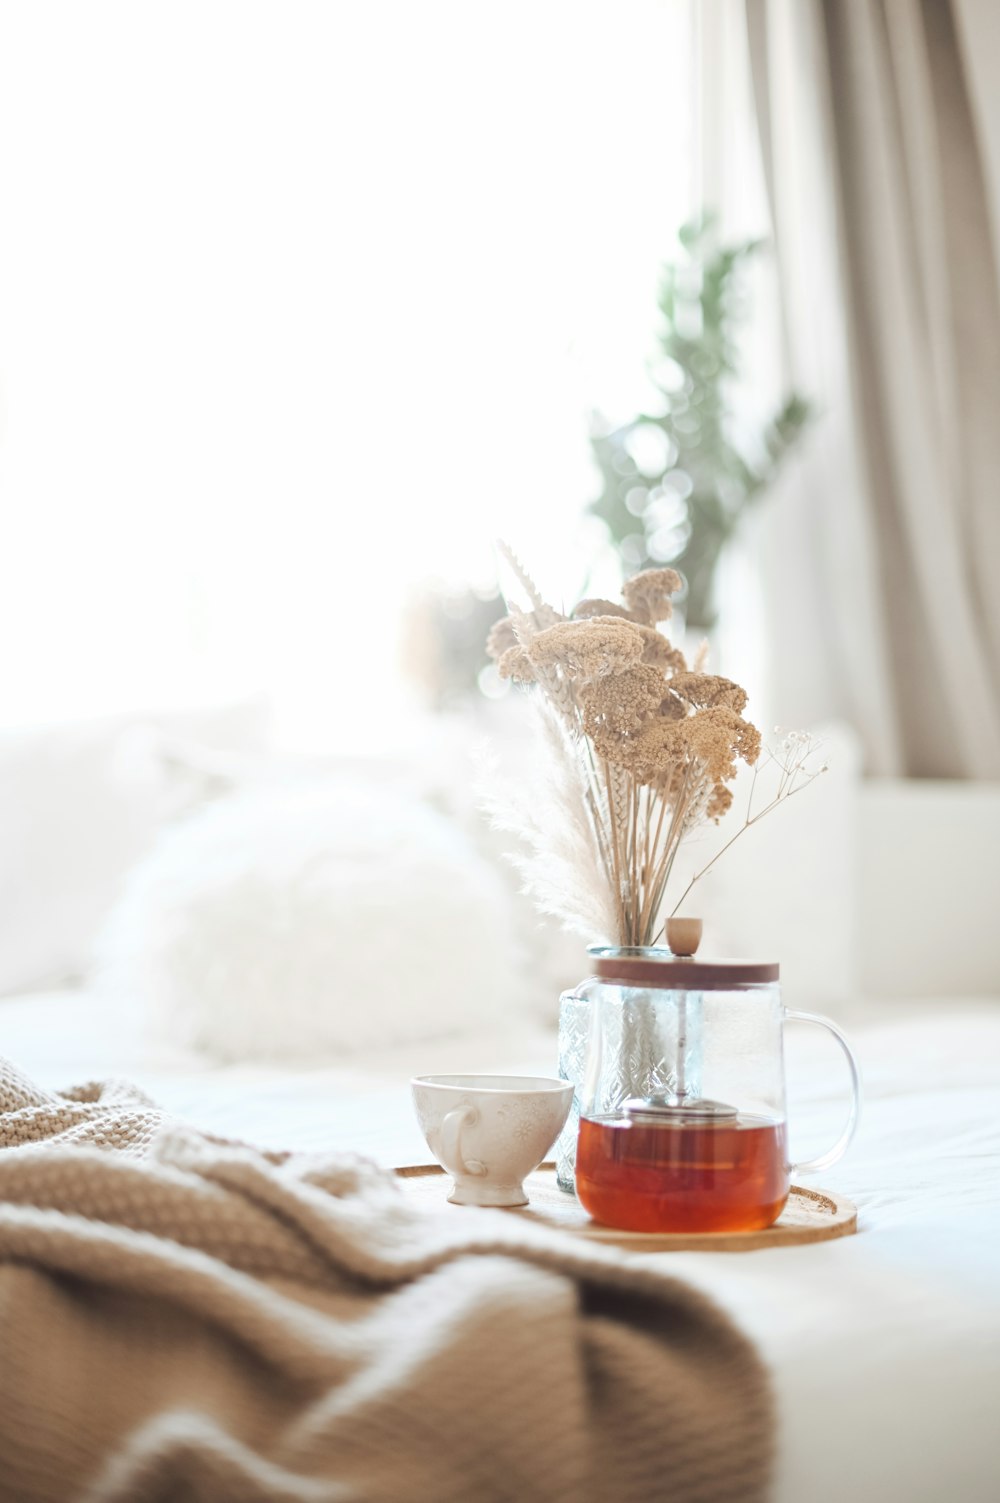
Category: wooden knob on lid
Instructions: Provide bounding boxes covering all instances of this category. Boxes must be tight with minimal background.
[666,918,703,958]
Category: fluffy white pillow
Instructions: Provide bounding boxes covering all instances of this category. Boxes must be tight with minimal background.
[0,699,269,996]
[95,779,526,1061]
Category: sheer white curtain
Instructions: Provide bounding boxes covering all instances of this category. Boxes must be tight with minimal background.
[737,0,1000,778]
[0,1,697,747]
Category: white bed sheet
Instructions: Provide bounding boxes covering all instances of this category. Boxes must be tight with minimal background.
[2,987,999,1503]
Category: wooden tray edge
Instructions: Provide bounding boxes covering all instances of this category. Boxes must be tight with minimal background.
[393,1161,858,1252]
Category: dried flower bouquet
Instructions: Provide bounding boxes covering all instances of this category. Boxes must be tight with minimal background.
[483,547,823,948]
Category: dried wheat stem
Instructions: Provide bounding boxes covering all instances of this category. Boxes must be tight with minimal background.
[668,751,826,917]
[496,540,556,624]
[629,775,642,943]
[646,762,699,940]
[602,757,626,942]
[637,786,671,944]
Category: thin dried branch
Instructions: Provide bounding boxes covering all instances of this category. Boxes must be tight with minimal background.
[496,540,560,629]
[667,733,827,920]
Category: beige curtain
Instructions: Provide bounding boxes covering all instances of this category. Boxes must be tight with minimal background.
[744,0,1000,778]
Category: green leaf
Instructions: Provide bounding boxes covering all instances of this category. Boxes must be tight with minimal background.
[586,210,813,617]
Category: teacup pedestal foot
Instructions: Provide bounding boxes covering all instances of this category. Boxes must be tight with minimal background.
[448,1179,528,1209]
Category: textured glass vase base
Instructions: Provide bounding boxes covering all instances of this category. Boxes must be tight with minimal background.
[556,990,590,1193]
[555,1114,578,1194]
[556,980,704,1194]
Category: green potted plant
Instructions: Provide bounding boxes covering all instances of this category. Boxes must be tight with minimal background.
[589,216,811,631]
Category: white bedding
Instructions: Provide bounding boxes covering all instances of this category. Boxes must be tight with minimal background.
[2,987,999,1502]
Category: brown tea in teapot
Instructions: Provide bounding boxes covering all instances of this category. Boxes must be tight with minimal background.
[575,1111,789,1234]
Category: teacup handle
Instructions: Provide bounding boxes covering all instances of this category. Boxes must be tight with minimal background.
[440,1105,487,1179]
[783,1009,862,1174]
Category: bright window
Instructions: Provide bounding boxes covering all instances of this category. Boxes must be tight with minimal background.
[0,1,696,744]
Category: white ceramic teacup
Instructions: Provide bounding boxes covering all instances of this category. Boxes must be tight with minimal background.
[411,1074,573,1208]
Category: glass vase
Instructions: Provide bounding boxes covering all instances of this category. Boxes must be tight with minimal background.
[556,945,712,1192]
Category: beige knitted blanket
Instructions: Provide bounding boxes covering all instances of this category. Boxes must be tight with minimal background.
[0,1058,773,1503]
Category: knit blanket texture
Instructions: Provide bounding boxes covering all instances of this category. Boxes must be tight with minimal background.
[0,1057,773,1502]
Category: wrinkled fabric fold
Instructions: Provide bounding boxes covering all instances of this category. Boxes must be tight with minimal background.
[0,1058,773,1503]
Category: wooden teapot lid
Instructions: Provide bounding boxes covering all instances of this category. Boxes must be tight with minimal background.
[588,947,779,990]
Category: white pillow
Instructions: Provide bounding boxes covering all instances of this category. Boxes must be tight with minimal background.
[94,778,526,1061]
[0,700,269,996]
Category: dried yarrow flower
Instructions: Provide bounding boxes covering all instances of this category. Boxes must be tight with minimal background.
[592,716,686,782]
[622,567,683,624]
[578,615,685,672]
[528,617,646,683]
[705,783,734,822]
[597,704,760,786]
[679,707,761,780]
[486,616,519,661]
[580,664,666,737]
[669,673,749,714]
[497,644,536,683]
[572,598,641,622]
[658,690,689,721]
[480,547,818,951]
[735,717,762,766]
[635,625,686,672]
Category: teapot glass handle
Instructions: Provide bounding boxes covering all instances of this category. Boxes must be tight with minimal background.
[783,1009,862,1175]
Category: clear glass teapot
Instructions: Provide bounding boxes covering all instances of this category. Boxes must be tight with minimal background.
[557,947,861,1233]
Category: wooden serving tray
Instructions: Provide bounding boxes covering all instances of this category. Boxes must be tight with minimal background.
[395,1162,857,1252]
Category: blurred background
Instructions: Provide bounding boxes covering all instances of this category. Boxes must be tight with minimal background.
[1,0,998,1079]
